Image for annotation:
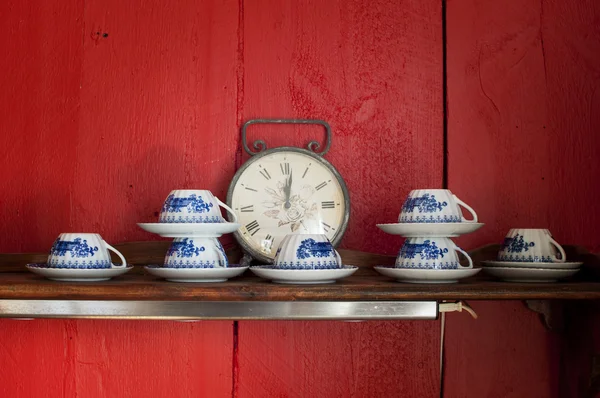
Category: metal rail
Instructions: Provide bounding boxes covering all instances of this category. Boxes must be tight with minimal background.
[0,300,438,320]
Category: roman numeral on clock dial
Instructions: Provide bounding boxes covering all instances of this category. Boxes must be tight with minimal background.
[321,221,332,233]
[315,181,327,191]
[245,220,260,236]
[321,201,335,209]
[240,205,254,212]
[280,163,290,175]
[259,168,271,180]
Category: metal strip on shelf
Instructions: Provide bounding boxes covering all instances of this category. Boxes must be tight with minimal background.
[0,300,438,320]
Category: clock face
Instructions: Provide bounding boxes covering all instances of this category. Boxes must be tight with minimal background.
[228,148,349,262]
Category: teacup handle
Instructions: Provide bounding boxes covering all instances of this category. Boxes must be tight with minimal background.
[453,195,478,223]
[103,241,127,267]
[452,243,473,269]
[216,198,238,223]
[548,237,566,263]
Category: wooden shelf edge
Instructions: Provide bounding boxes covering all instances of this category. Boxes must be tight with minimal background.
[0,241,597,303]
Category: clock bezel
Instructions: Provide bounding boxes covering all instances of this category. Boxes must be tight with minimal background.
[226,146,350,264]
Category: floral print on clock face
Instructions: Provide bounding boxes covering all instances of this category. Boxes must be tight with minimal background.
[262,171,319,233]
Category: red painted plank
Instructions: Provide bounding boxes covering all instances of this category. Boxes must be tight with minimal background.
[447,0,600,252]
[446,0,600,396]
[0,320,233,398]
[75,0,241,249]
[237,321,440,397]
[237,1,443,397]
[0,1,238,396]
[0,0,84,252]
[443,302,560,398]
[241,0,444,256]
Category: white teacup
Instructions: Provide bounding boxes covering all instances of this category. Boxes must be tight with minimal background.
[273,234,342,270]
[48,233,127,269]
[159,190,238,224]
[399,189,478,224]
[497,229,565,263]
[163,237,228,268]
[395,237,473,269]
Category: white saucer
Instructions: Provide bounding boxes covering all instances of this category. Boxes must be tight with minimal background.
[482,260,583,270]
[250,266,358,284]
[144,265,248,282]
[137,222,241,238]
[376,222,484,237]
[482,266,580,282]
[26,264,133,282]
[374,266,481,284]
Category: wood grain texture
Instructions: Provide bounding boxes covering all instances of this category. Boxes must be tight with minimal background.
[0,0,84,252]
[560,302,600,398]
[445,0,600,396]
[237,320,440,398]
[0,319,233,398]
[241,0,443,256]
[1,243,599,301]
[0,0,241,253]
[0,1,239,396]
[443,301,561,398]
[446,0,600,252]
[1,272,600,301]
[237,1,443,396]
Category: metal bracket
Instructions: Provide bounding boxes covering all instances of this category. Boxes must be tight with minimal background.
[241,119,332,156]
[524,300,564,331]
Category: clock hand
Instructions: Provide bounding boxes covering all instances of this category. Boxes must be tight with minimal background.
[284,171,293,209]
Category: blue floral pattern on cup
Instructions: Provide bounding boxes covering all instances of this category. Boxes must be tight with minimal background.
[160,193,225,223]
[395,237,472,270]
[274,234,341,270]
[270,260,340,270]
[396,261,458,270]
[402,194,448,214]
[47,260,113,269]
[398,189,478,224]
[399,214,461,223]
[400,194,457,223]
[399,240,449,260]
[47,234,118,269]
[50,238,99,258]
[162,194,214,214]
[296,238,334,259]
[164,238,228,268]
[167,238,206,257]
[501,234,535,253]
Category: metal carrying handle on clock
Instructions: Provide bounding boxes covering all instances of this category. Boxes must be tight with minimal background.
[241,119,332,156]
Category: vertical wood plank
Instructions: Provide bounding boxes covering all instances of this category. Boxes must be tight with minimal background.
[446,0,600,396]
[76,0,240,247]
[0,0,83,252]
[237,321,440,397]
[0,320,234,398]
[241,0,443,255]
[447,0,600,251]
[443,302,561,398]
[0,1,238,396]
[238,1,443,397]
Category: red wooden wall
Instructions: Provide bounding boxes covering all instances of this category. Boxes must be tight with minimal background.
[445,0,600,396]
[0,0,598,396]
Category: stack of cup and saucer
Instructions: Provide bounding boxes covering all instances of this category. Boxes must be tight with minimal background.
[250,234,358,284]
[481,229,582,282]
[26,233,132,281]
[375,189,484,283]
[138,189,240,238]
[139,190,247,282]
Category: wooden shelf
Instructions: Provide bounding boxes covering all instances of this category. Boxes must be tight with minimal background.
[0,270,599,301]
[0,242,597,319]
